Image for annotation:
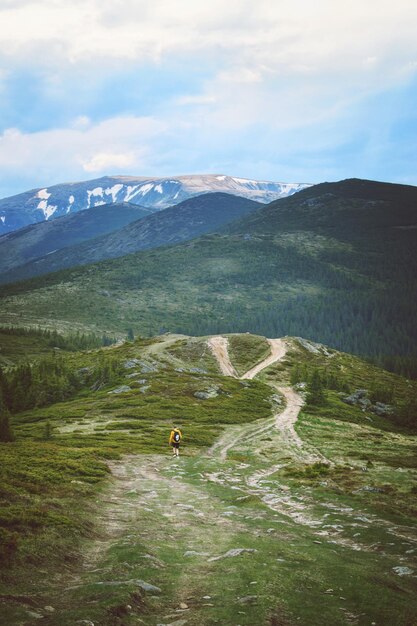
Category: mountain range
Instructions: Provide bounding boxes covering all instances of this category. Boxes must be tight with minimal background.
[0,202,154,277]
[0,174,309,235]
[0,193,262,284]
[1,178,416,369]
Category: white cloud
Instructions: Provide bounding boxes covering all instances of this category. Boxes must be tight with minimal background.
[1,0,416,86]
[0,116,167,183]
[0,0,416,195]
[81,151,136,172]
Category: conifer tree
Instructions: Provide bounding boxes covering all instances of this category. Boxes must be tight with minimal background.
[0,390,14,442]
[306,369,326,406]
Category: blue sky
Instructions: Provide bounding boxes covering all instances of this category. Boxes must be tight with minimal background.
[0,0,416,198]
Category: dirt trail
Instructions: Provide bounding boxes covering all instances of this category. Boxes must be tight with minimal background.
[207,336,238,377]
[208,335,307,460]
[241,338,287,379]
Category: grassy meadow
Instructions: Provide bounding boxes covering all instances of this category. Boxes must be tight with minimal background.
[0,333,416,625]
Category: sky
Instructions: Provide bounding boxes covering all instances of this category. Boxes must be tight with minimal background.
[0,0,416,198]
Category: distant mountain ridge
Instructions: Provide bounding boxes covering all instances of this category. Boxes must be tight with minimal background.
[0,193,262,284]
[1,178,416,365]
[0,202,153,276]
[0,174,309,234]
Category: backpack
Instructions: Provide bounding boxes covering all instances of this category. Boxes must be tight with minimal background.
[173,430,180,443]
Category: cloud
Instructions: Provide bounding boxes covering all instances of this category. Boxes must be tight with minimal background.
[0,0,416,196]
[81,151,137,173]
[1,0,417,84]
[0,115,167,192]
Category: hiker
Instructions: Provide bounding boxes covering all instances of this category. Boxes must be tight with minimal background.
[169,426,182,457]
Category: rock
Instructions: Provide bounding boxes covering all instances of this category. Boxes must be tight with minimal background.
[342,389,369,406]
[392,566,414,576]
[296,337,332,356]
[179,602,188,609]
[189,367,208,374]
[354,486,385,494]
[26,612,44,619]
[184,551,208,557]
[202,595,211,599]
[126,372,141,378]
[208,548,257,562]
[194,387,219,400]
[124,359,141,369]
[136,580,162,593]
[139,360,159,373]
[108,385,131,394]
[372,402,394,417]
[139,385,150,393]
[76,622,95,626]
[295,382,307,390]
[237,595,257,604]
[44,606,55,612]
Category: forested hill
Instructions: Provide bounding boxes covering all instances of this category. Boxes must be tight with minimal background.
[0,193,262,285]
[0,178,416,377]
[226,177,417,238]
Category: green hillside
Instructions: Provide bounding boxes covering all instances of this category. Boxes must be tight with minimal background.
[0,333,416,625]
[0,193,261,285]
[0,202,152,281]
[0,179,416,374]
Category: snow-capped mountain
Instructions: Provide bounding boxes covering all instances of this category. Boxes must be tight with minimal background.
[0,174,310,235]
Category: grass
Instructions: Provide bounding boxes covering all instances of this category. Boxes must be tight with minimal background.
[0,328,60,366]
[226,333,271,375]
[0,334,273,580]
[1,332,416,625]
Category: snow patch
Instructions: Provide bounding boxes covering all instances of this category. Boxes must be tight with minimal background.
[105,183,123,202]
[38,200,58,220]
[36,188,51,200]
[66,195,75,213]
[154,184,163,193]
[137,183,154,195]
[0,216,5,223]
[124,185,140,202]
[87,187,104,208]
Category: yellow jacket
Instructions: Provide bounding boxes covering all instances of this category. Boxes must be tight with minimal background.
[169,428,182,445]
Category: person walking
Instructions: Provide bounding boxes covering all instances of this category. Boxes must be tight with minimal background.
[169,426,182,457]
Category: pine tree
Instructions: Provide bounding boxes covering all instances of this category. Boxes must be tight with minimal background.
[0,391,14,442]
[306,369,326,406]
[43,421,53,440]
[290,364,301,385]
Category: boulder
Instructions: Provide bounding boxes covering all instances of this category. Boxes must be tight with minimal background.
[194,386,219,400]
[108,385,131,394]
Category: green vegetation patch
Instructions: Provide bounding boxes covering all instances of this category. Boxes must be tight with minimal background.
[227,333,271,375]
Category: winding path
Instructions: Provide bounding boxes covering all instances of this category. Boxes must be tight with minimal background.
[208,336,307,459]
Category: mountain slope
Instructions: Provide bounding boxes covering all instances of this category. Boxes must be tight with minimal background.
[226,177,417,238]
[0,193,262,284]
[0,178,416,365]
[1,333,416,625]
[0,202,153,275]
[0,174,309,234]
